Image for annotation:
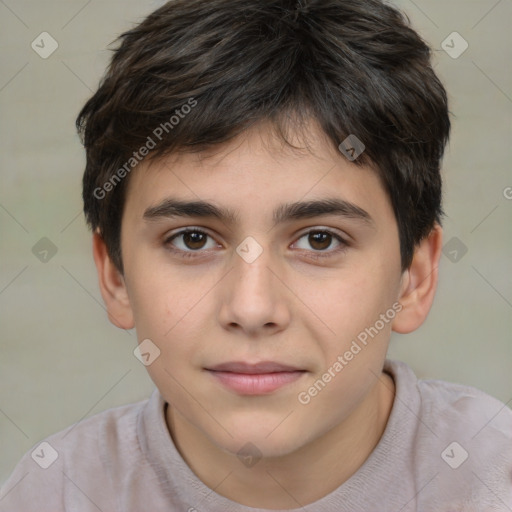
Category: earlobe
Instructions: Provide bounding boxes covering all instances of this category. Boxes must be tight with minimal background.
[92,231,135,330]
[392,223,443,334]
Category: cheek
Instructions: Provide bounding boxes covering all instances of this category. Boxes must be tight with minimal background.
[128,281,170,339]
[317,267,391,326]
[127,265,214,364]
[124,249,186,334]
[128,271,208,404]
[309,259,400,357]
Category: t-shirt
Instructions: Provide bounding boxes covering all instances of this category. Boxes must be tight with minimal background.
[1,359,511,511]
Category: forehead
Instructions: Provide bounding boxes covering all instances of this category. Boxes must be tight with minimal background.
[123,120,392,226]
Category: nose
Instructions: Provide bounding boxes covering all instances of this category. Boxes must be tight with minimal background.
[218,238,291,337]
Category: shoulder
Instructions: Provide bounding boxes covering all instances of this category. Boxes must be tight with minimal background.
[416,370,512,440]
[45,394,149,470]
[0,394,152,512]
[386,358,512,437]
[385,359,512,510]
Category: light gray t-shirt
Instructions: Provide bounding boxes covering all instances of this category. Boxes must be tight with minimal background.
[1,359,511,511]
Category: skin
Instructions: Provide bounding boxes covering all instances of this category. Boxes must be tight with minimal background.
[93,119,442,509]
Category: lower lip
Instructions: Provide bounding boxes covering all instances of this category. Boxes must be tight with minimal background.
[207,370,305,395]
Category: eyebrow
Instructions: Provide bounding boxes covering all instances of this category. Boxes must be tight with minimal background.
[143,197,374,227]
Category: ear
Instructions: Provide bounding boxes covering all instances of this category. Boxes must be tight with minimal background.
[92,230,135,330]
[392,223,443,334]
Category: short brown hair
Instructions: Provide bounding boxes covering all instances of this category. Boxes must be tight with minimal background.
[77,0,451,273]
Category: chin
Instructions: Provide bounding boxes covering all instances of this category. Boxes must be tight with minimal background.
[207,414,311,460]
[222,434,305,461]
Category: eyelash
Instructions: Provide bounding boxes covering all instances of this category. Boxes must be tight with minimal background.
[163,228,349,261]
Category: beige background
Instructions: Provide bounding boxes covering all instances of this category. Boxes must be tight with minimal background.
[1,0,511,485]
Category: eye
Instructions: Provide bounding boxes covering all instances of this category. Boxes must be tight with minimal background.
[163,227,349,260]
[164,228,218,257]
[292,229,348,258]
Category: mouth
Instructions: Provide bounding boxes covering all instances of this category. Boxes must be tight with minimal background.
[204,361,307,395]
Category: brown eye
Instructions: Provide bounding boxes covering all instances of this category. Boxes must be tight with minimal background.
[182,231,207,250]
[293,229,349,259]
[165,228,217,255]
[308,231,333,250]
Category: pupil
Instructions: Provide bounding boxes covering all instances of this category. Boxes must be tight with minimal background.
[185,232,205,249]
[310,232,330,250]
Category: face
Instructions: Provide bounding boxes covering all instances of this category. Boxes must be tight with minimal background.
[119,120,404,458]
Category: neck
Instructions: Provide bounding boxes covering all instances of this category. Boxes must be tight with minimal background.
[166,371,395,509]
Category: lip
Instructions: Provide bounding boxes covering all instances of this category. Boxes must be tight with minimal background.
[207,361,303,373]
[205,361,307,395]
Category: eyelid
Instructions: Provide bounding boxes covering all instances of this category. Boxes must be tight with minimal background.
[163,227,219,247]
[294,225,350,242]
[291,228,349,257]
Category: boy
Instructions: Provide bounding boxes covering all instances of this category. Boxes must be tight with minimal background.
[1,0,511,510]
